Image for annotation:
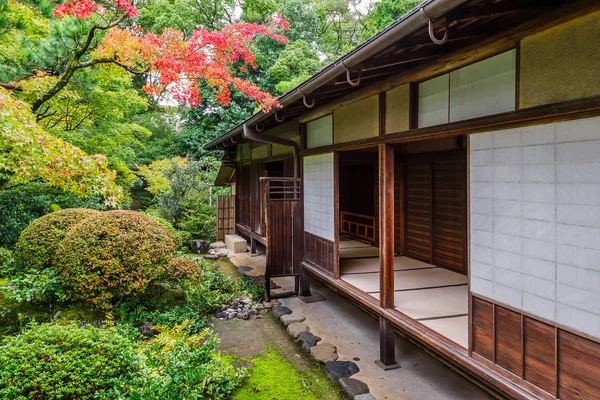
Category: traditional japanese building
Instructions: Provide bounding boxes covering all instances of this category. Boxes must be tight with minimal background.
[206,1,600,398]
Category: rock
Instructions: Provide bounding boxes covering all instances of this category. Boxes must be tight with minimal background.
[325,361,360,382]
[215,311,227,318]
[209,248,228,257]
[263,301,274,309]
[310,342,338,363]
[287,322,310,339]
[248,309,258,316]
[280,314,306,326]
[339,378,369,398]
[190,239,208,254]
[203,254,218,261]
[238,266,253,274]
[227,312,238,319]
[139,322,158,339]
[296,332,321,351]
[272,306,292,319]
[209,241,226,249]
[225,234,247,253]
[354,394,377,400]
[239,312,250,320]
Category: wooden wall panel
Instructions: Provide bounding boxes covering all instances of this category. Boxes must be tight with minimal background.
[404,161,433,262]
[394,162,405,254]
[432,159,467,274]
[524,317,556,395]
[304,232,334,274]
[558,331,600,400]
[472,297,494,361]
[495,307,522,376]
[471,294,600,400]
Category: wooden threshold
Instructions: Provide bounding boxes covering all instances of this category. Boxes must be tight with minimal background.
[302,261,545,400]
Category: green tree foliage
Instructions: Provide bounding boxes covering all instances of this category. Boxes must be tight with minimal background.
[268,39,321,93]
[361,0,422,40]
[0,183,103,248]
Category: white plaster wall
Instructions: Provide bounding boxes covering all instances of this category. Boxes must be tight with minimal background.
[304,153,334,241]
[470,116,600,339]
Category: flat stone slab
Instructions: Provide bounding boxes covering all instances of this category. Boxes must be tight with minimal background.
[272,306,292,319]
[203,255,218,260]
[339,378,370,398]
[209,248,229,257]
[310,342,338,363]
[209,241,226,249]
[281,314,306,326]
[299,290,326,303]
[325,361,360,382]
[287,322,310,339]
[296,332,321,351]
[225,234,247,253]
[354,394,376,400]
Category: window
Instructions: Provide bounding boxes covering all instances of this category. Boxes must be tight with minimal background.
[306,115,333,149]
[418,50,517,128]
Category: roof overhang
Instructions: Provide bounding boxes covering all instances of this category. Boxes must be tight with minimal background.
[204,0,580,151]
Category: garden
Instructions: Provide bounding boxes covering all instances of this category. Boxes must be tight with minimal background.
[0,0,419,397]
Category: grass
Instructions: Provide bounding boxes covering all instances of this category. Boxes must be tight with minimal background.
[233,346,346,400]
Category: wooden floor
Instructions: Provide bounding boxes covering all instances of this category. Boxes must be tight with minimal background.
[339,237,469,348]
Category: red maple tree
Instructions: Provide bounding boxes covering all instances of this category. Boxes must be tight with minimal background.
[50,0,289,112]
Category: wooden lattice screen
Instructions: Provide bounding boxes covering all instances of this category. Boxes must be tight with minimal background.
[216,194,235,241]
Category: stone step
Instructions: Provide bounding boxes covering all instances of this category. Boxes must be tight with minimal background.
[225,234,247,253]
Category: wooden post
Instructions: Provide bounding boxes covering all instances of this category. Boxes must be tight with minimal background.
[376,142,400,370]
[379,143,395,309]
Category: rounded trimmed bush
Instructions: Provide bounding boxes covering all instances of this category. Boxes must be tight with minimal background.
[167,257,202,281]
[14,208,101,272]
[55,210,176,308]
[0,323,140,399]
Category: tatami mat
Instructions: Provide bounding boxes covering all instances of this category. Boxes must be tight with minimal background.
[341,256,437,274]
[371,285,468,320]
[339,239,373,249]
[421,316,469,348]
[341,267,468,294]
[339,246,380,259]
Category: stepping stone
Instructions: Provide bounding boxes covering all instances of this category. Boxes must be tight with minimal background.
[299,290,326,303]
[339,378,369,398]
[310,342,338,363]
[225,234,247,253]
[203,255,218,260]
[237,266,253,273]
[263,301,274,309]
[209,241,226,249]
[272,306,292,319]
[325,361,360,382]
[281,314,305,326]
[209,248,228,257]
[354,394,376,400]
[296,332,321,351]
[287,322,310,339]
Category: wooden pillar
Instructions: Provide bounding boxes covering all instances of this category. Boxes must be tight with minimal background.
[376,143,400,370]
[299,267,311,297]
[379,143,395,309]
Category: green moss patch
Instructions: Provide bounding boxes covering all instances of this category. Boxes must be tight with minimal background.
[234,347,345,400]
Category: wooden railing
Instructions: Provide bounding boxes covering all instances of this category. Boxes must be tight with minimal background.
[340,211,376,244]
[260,177,301,201]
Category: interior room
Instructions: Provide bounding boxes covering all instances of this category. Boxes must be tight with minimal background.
[337,137,469,348]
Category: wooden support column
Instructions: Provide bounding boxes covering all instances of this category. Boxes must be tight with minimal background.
[376,143,400,370]
[379,143,395,309]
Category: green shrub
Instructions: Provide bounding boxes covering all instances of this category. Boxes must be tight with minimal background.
[0,183,103,248]
[55,210,177,309]
[13,208,101,273]
[0,248,13,277]
[135,324,246,399]
[166,257,202,282]
[145,212,191,250]
[0,323,141,400]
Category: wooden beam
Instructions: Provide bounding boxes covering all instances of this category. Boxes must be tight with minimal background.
[379,143,394,309]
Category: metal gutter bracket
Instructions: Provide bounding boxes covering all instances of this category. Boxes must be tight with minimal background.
[420,7,448,45]
[343,60,363,87]
[275,110,284,122]
[299,88,315,108]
